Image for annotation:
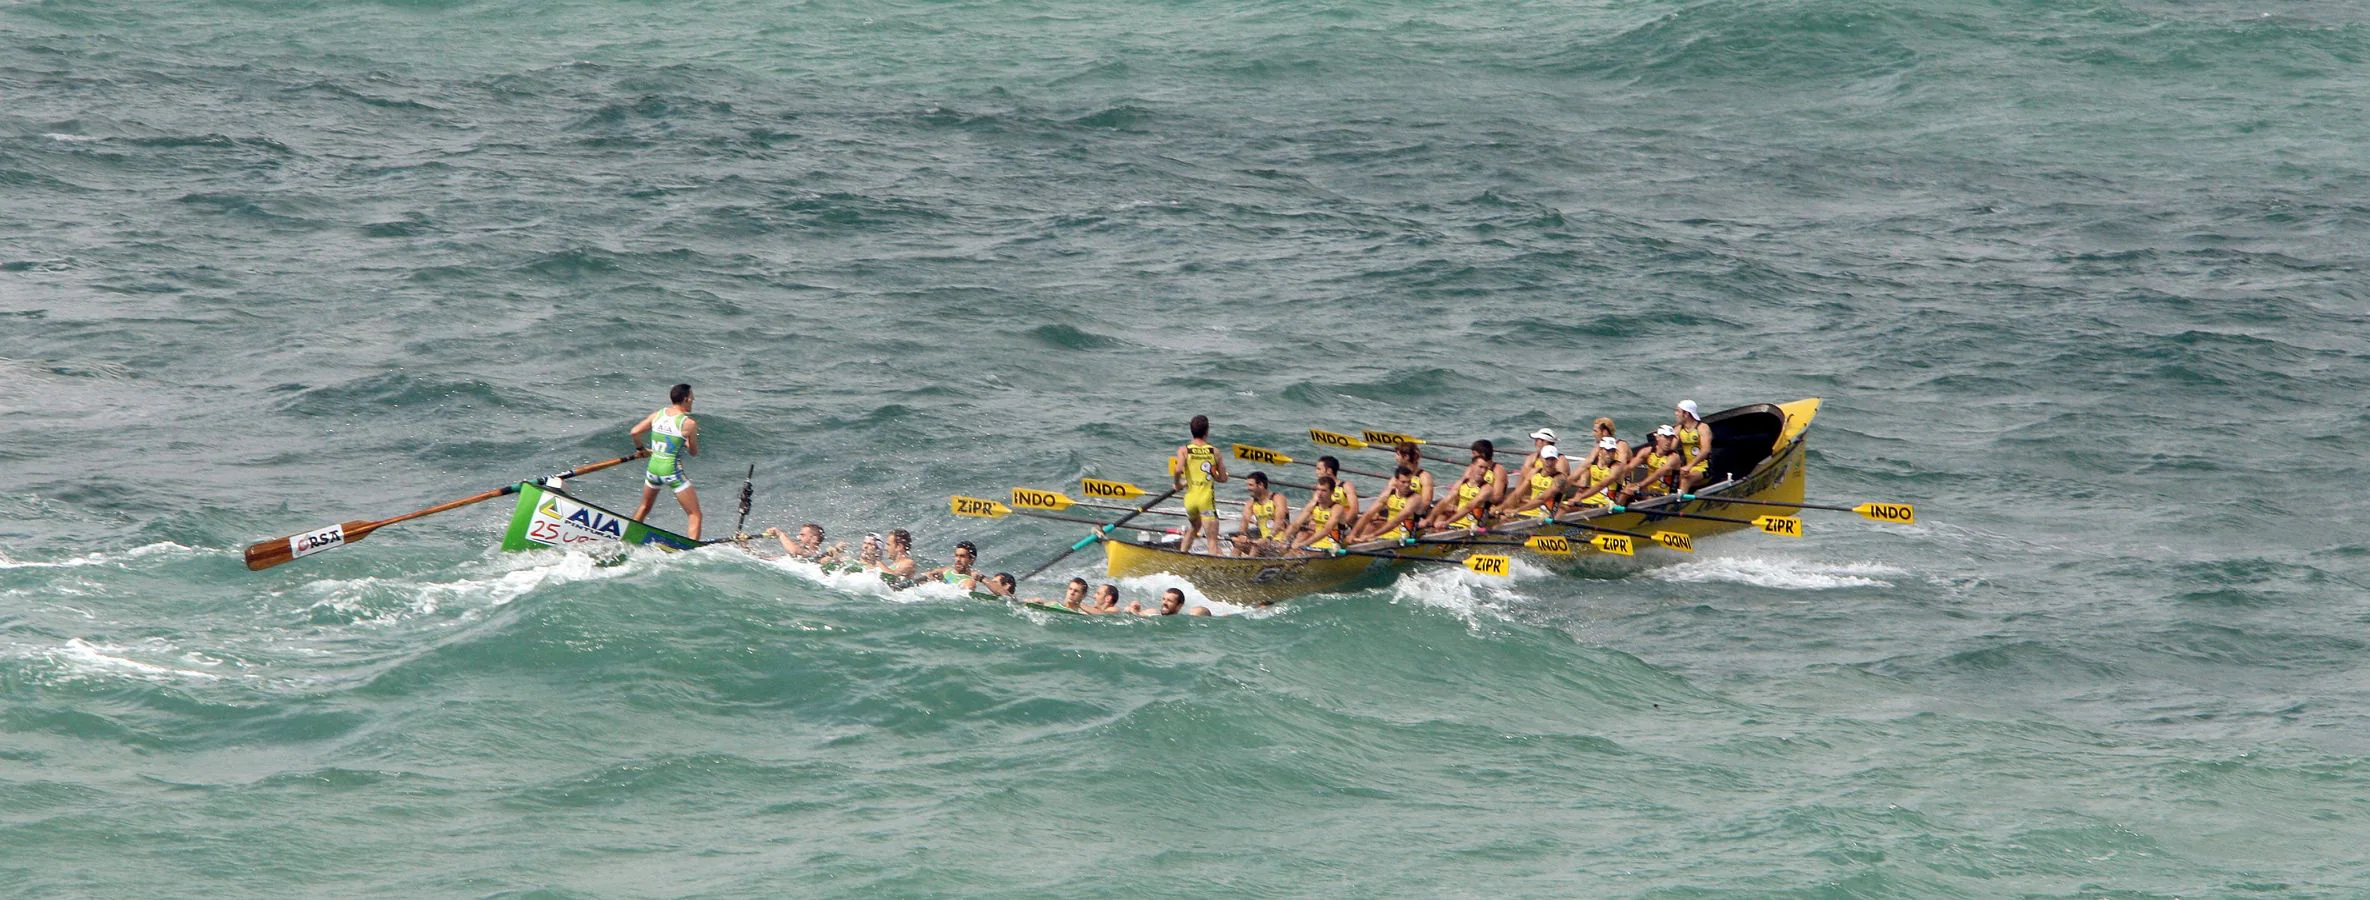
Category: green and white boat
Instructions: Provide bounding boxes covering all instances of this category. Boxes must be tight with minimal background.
[498,481,702,553]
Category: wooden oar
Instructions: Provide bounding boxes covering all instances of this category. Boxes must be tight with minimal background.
[243,450,649,571]
[1603,503,1804,538]
[1231,443,1386,481]
[1675,494,1917,525]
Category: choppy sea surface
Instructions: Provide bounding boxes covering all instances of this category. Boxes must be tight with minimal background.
[5,0,2369,895]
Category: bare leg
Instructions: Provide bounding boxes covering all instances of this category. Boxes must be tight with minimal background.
[633,485,660,521]
[677,486,702,540]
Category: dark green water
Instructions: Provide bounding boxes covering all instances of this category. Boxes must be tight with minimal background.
[5,0,2369,895]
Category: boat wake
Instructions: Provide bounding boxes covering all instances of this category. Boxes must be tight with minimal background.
[1647,556,1905,590]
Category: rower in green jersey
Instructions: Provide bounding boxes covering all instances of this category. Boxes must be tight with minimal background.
[630,383,703,539]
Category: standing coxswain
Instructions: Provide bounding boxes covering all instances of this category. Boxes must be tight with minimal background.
[629,383,702,540]
[1172,415,1230,555]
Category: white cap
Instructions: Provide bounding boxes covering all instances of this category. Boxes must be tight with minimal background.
[1529,428,1556,443]
[1597,437,1618,450]
[1655,424,1677,437]
[1677,400,1699,418]
[1540,445,1561,460]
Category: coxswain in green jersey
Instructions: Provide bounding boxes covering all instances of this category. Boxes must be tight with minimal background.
[630,383,702,539]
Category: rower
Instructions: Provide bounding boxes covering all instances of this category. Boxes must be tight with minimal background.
[1673,399,1714,493]
[761,523,843,564]
[1590,417,1631,462]
[1231,471,1292,557]
[972,572,1018,598]
[1352,467,1425,542]
[1393,442,1435,514]
[1082,583,1123,615]
[1606,425,1686,503]
[1559,435,1626,513]
[1422,440,1505,532]
[1313,456,1358,525]
[1282,474,1348,555]
[1172,414,1230,555]
[875,528,920,583]
[628,383,702,539]
[1497,427,1567,521]
[1128,587,1210,617]
[923,540,981,585]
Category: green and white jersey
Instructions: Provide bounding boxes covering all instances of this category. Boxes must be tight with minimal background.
[646,411,691,475]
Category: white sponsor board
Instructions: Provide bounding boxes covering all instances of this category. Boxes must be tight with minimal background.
[519,494,630,548]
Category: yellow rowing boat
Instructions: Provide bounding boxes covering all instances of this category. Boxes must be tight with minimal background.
[1103,398,1822,605]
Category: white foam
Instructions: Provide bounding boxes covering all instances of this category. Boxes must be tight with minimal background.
[48,638,223,683]
[42,133,98,142]
[1647,556,1904,590]
[0,541,197,570]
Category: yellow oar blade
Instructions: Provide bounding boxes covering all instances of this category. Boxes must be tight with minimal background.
[1463,554,1512,577]
[950,496,1013,518]
[1590,534,1636,556]
[1523,535,1574,556]
[1360,429,1425,446]
[1854,502,1916,525]
[1009,488,1076,512]
[1232,443,1294,466]
[1652,531,1695,553]
[1308,428,1370,451]
[1754,515,1805,537]
[1080,478,1146,501]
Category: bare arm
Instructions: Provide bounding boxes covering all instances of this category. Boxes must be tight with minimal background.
[684,417,699,457]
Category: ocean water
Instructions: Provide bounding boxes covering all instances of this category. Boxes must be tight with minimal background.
[5,0,2370,895]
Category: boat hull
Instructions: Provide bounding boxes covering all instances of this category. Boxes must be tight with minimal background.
[1102,398,1820,605]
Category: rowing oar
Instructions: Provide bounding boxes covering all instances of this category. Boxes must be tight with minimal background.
[1374,534,1596,558]
[1072,478,1248,508]
[1009,488,1202,520]
[1317,546,1516,577]
[950,496,1183,533]
[243,450,650,571]
[1310,427,1466,466]
[1601,503,1805,538]
[1419,515,1694,554]
[1012,482,1182,583]
[1675,495,1918,525]
[1230,443,1384,481]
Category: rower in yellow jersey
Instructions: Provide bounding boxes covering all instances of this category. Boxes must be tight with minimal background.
[1283,474,1348,556]
[1422,440,1505,531]
[1171,414,1230,555]
[1392,442,1435,518]
[1672,399,1715,493]
[1313,455,1358,525]
[1351,467,1424,542]
[1230,472,1292,556]
[1558,434,1627,513]
[1497,427,1567,521]
[1606,425,1687,503]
